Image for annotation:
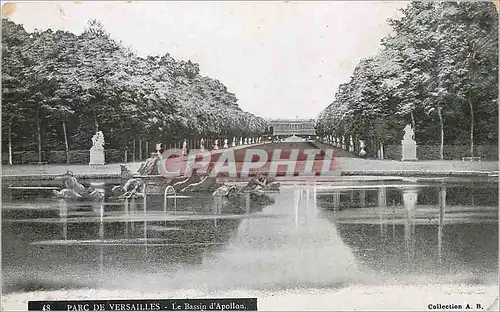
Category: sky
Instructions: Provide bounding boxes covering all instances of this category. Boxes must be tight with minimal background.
[3,1,407,119]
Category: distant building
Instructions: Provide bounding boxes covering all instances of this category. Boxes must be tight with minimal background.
[267,118,316,136]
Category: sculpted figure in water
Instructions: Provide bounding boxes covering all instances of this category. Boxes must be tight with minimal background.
[112,178,145,199]
[53,170,103,200]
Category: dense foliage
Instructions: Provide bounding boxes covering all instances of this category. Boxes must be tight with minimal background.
[2,19,266,159]
[316,2,498,157]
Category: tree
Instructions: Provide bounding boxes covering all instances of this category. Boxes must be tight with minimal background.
[2,18,266,163]
[317,1,498,160]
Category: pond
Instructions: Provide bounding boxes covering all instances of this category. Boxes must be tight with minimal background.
[1,176,498,308]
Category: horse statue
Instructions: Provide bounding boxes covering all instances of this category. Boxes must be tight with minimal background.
[53,170,103,201]
[137,152,161,176]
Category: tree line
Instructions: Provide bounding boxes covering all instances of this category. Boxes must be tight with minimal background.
[315,1,498,158]
[2,19,267,163]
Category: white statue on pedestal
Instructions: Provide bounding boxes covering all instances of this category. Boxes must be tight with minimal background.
[232,137,236,147]
[401,124,417,161]
[200,138,205,152]
[244,138,248,145]
[341,136,346,150]
[182,139,188,155]
[89,131,105,165]
[349,136,354,152]
[223,139,228,149]
[213,139,219,150]
[403,186,419,212]
[239,137,243,146]
[92,131,104,149]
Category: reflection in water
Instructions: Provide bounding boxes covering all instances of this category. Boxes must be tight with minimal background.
[2,183,365,293]
[2,182,278,293]
[378,186,387,237]
[317,181,498,281]
[90,182,106,277]
[173,185,363,291]
[403,186,417,264]
[2,179,498,295]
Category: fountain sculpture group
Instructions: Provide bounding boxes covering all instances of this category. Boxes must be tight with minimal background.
[53,170,104,200]
[401,124,417,161]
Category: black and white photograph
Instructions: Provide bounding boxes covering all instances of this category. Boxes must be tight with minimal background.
[1,1,499,311]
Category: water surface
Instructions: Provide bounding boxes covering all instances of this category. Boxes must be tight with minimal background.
[2,177,498,298]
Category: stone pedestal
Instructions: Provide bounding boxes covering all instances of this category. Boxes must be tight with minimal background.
[89,148,105,165]
[401,140,417,161]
